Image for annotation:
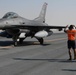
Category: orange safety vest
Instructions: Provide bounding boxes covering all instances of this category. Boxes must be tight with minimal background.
[66,29,76,40]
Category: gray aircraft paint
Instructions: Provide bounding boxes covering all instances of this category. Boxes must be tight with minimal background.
[0,2,65,46]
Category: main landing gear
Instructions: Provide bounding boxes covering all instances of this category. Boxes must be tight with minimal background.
[19,38,25,44]
[37,38,44,44]
[13,35,25,46]
[13,38,24,46]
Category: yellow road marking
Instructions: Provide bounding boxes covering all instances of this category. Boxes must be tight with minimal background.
[45,38,66,42]
[33,38,66,44]
[0,45,14,49]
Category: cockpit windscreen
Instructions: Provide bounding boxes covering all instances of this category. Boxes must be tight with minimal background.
[2,12,19,19]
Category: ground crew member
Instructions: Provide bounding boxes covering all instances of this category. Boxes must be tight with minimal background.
[64,25,76,60]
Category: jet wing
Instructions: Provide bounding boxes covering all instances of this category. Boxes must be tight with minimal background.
[24,25,66,29]
[11,25,66,29]
[0,25,66,30]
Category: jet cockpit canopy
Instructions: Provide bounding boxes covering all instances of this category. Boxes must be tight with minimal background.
[2,12,19,19]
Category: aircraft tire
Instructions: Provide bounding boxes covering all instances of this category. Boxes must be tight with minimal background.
[14,41,18,46]
[37,38,44,44]
[19,38,24,44]
[40,38,43,44]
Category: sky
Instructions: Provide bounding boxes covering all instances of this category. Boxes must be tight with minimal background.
[0,0,76,26]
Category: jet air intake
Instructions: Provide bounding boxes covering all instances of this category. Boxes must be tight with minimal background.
[34,30,53,38]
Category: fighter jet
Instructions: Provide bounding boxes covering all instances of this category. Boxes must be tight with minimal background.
[0,2,65,46]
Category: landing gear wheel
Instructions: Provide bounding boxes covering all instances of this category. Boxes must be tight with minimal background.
[14,41,18,46]
[13,35,18,46]
[40,38,43,44]
[19,38,24,44]
[38,38,44,44]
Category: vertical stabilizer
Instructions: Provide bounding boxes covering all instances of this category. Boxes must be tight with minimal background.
[34,2,48,23]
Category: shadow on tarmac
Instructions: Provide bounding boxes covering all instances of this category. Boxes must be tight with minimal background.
[13,58,76,63]
[0,41,13,46]
[62,69,76,72]
[0,41,50,46]
[13,58,76,72]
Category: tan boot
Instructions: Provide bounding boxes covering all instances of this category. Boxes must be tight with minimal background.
[69,56,72,60]
[74,55,76,60]
[74,50,76,60]
[68,54,72,60]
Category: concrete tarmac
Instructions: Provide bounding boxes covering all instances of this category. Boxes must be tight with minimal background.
[0,33,76,75]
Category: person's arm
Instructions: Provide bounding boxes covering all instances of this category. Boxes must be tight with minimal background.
[73,25,76,29]
[64,25,68,33]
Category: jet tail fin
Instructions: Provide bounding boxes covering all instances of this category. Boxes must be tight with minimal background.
[34,2,48,23]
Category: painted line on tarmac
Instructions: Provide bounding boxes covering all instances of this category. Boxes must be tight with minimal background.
[33,38,66,44]
[0,45,14,49]
[45,38,66,42]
